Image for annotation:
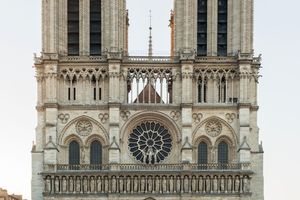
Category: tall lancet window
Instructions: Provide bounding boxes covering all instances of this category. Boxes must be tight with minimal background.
[90,141,102,165]
[198,142,208,165]
[90,0,102,55]
[69,141,80,166]
[68,0,80,56]
[197,0,207,56]
[218,141,229,168]
[217,0,228,56]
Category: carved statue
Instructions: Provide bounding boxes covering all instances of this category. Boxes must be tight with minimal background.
[234,176,240,193]
[243,176,250,193]
[45,177,51,193]
[112,176,117,193]
[155,176,160,193]
[76,177,81,193]
[133,176,138,192]
[104,177,109,193]
[90,177,95,193]
[227,176,232,193]
[205,176,210,193]
[184,176,189,193]
[119,177,124,192]
[97,176,102,193]
[83,177,88,193]
[191,176,197,193]
[54,177,60,193]
[62,177,67,193]
[69,176,74,193]
[81,148,86,164]
[198,176,203,193]
[148,147,156,164]
[162,176,167,193]
[140,177,146,193]
[147,176,153,193]
[220,176,225,192]
[126,177,131,193]
[213,176,218,193]
[169,176,174,193]
[176,176,181,193]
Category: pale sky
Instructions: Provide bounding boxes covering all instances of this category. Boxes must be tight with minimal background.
[0,0,299,199]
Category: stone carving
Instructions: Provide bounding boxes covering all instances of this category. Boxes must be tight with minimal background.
[225,113,236,123]
[58,113,70,124]
[43,174,250,194]
[192,113,203,123]
[98,113,109,123]
[205,120,222,137]
[170,111,181,121]
[120,111,131,121]
[76,120,93,136]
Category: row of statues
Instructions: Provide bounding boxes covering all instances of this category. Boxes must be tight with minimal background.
[44,174,250,194]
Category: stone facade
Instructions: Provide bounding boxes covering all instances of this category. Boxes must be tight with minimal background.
[32,0,264,200]
[0,188,24,200]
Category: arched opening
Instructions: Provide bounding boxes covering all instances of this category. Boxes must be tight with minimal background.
[90,140,102,168]
[198,142,208,169]
[69,140,80,169]
[218,141,229,168]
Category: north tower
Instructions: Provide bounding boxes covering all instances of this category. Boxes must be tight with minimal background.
[32,0,264,200]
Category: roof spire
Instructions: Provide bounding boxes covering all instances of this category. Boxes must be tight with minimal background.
[148,10,153,57]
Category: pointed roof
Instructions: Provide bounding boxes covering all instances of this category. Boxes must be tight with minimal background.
[133,83,164,104]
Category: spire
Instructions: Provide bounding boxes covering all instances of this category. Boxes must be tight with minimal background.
[148,10,153,57]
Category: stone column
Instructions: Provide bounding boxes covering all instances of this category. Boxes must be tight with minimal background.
[207,0,218,56]
[240,0,253,53]
[80,0,90,55]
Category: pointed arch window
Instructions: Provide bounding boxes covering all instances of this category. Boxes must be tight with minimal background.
[218,141,229,168]
[68,0,80,55]
[198,142,208,168]
[90,0,102,55]
[69,140,80,168]
[197,0,208,56]
[217,0,228,56]
[90,140,102,167]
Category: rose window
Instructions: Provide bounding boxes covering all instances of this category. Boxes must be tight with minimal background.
[128,121,172,164]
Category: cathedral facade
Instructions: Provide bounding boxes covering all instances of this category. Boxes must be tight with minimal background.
[31,0,264,200]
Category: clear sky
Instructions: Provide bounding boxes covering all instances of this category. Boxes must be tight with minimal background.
[0,0,299,199]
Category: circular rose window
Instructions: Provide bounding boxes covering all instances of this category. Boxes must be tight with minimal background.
[128,121,172,164]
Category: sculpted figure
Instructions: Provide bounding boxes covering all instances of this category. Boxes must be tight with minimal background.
[205,176,211,193]
[97,176,102,193]
[169,176,174,193]
[119,177,124,192]
[133,176,138,193]
[112,176,117,193]
[54,177,60,193]
[140,177,146,193]
[234,176,240,193]
[62,177,67,193]
[176,176,181,193]
[155,176,160,193]
[104,177,109,193]
[184,176,189,193]
[45,177,51,193]
[69,176,74,193]
[76,177,81,193]
[126,177,131,193]
[191,176,197,193]
[147,177,153,193]
[83,177,88,193]
[162,176,167,193]
[227,176,232,193]
[198,176,203,193]
[213,176,218,193]
[243,176,250,193]
[90,177,95,193]
[220,176,225,192]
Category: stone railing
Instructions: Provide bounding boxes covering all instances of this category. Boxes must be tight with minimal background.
[42,171,252,196]
[195,56,237,63]
[59,56,107,62]
[123,56,179,63]
[46,163,250,172]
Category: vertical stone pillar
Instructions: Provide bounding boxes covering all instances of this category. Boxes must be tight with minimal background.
[80,0,90,55]
[59,0,68,55]
[240,0,253,53]
[207,0,218,56]
[108,60,121,163]
[181,62,193,162]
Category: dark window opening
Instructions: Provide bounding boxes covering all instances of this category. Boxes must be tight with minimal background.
[99,88,102,100]
[68,0,80,56]
[73,88,76,100]
[68,88,71,101]
[217,0,228,56]
[197,0,207,56]
[90,140,102,169]
[198,142,208,169]
[218,141,229,168]
[90,0,102,55]
[69,140,80,169]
